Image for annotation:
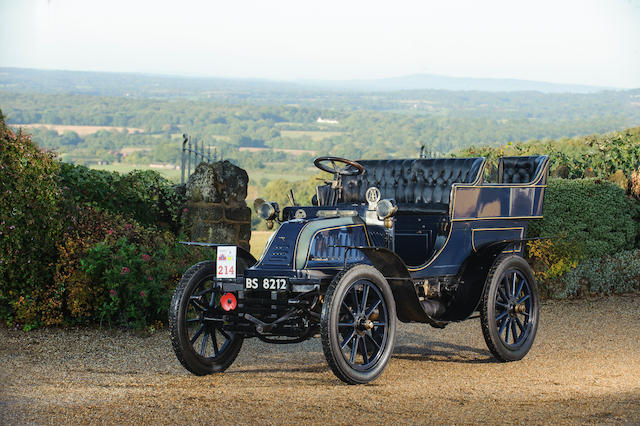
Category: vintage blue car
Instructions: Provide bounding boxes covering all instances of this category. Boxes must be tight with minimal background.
[170,154,550,384]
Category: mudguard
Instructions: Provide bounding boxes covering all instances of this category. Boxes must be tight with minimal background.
[356,247,431,324]
[439,240,524,322]
[179,241,257,268]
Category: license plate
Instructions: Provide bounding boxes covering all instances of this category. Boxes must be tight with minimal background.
[245,277,290,291]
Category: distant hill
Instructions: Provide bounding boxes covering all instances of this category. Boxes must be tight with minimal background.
[299,74,616,93]
[0,67,620,98]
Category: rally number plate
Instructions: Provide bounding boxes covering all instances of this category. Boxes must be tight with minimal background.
[245,277,290,291]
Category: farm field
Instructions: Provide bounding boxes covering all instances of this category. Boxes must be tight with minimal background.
[247,166,316,184]
[238,147,317,155]
[249,231,274,258]
[13,123,144,136]
[280,129,344,141]
[1,294,638,423]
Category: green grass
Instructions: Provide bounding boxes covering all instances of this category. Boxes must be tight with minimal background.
[280,130,344,141]
[246,167,315,184]
[250,231,274,259]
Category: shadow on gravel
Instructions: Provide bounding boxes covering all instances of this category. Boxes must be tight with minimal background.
[394,340,497,364]
[228,364,328,375]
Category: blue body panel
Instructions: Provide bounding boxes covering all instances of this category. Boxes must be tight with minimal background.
[249,155,549,284]
[409,219,527,277]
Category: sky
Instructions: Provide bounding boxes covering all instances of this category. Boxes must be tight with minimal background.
[1,0,639,88]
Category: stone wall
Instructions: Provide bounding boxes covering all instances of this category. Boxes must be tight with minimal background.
[182,161,251,250]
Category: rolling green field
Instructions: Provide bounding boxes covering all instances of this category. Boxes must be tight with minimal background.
[280,130,344,141]
[247,166,316,184]
[249,231,274,259]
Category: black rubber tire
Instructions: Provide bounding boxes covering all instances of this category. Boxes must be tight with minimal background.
[169,260,244,375]
[480,255,540,362]
[321,264,397,384]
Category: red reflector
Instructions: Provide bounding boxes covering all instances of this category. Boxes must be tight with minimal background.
[220,293,237,311]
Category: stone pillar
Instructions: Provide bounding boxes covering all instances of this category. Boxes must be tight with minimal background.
[182,161,251,250]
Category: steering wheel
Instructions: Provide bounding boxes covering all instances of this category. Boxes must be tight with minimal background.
[313,156,364,176]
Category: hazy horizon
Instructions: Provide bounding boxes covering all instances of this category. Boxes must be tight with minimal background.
[1,0,639,88]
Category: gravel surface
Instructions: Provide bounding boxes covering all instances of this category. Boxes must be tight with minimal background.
[1,294,639,424]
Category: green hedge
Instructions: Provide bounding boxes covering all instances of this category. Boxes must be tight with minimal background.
[529,178,637,258]
[0,111,198,330]
[57,162,185,232]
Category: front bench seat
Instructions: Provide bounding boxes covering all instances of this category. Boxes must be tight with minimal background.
[340,158,485,211]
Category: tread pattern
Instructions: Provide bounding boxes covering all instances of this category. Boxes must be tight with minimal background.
[480,254,538,362]
[480,255,510,361]
[320,264,396,384]
[169,261,213,375]
[169,261,243,375]
[320,266,355,384]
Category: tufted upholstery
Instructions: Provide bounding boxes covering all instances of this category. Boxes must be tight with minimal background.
[340,158,484,208]
[498,156,546,184]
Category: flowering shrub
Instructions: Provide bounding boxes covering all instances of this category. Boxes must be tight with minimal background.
[527,238,585,298]
[0,111,64,321]
[79,238,204,329]
[0,111,206,330]
[50,205,207,329]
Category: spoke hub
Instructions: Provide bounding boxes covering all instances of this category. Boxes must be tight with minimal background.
[514,303,526,314]
[355,315,373,334]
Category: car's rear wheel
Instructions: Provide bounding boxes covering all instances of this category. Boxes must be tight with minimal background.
[169,260,245,375]
[481,255,539,361]
[321,264,396,384]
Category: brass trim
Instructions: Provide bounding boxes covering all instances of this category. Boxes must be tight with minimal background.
[452,216,543,222]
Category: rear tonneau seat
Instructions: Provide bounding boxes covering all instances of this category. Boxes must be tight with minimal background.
[498,156,548,184]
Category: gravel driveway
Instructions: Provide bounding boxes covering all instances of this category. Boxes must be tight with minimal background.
[1,294,639,424]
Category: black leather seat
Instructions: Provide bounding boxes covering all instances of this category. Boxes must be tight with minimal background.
[498,156,546,184]
[339,158,485,212]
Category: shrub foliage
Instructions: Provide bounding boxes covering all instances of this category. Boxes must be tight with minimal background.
[527,178,638,296]
[551,250,640,299]
[58,162,186,231]
[0,111,64,320]
[1,111,202,330]
[528,178,637,258]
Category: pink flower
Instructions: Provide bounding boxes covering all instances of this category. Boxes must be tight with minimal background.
[106,229,114,235]
[183,208,188,213]
[125,224,132,230]
[109,289,117,297]
[9,225,15,230]
[141,254,151,262]
[148,276,154,281]
[121,266,130,275]
[140,290,147,298]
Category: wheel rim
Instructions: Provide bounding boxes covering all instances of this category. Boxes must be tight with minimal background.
[336,279,389,371]
[185,275,235,360]
[494,269,534,349]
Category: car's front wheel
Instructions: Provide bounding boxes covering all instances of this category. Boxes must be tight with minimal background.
[169,260,244,375]
[321,264,397,384]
